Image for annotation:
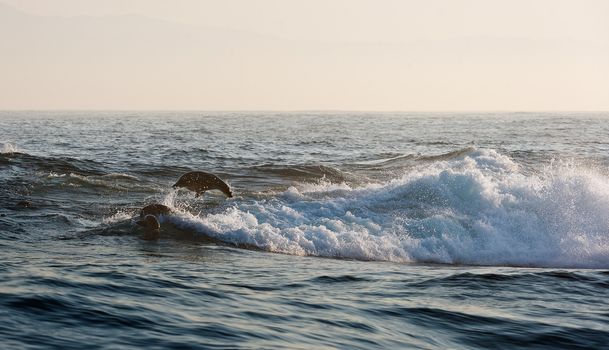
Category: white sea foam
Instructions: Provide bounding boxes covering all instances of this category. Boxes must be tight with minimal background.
[101,173,139,180]
[167,149,609,268]
[103,210,134,224]
[1,142,19,154]
[47,172,67,178]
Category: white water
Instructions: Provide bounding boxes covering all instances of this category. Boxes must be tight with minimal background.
[160,149,609,268]
[0,142,19,154]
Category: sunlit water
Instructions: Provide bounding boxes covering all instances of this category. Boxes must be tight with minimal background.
[1,112,609,349]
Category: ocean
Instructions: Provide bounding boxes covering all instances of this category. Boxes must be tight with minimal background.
[1,111,608,349]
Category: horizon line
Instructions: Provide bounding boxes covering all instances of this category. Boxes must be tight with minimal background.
[1,109,608,113]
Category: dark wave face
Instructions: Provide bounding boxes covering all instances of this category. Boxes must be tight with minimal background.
[1,112,609,349]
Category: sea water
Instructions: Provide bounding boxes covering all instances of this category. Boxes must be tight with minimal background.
[1,112,608,349]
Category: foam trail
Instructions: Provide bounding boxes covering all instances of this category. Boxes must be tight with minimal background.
[169,149,609,268]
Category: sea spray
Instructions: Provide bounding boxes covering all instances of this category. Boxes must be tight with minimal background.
[0,142,19,154]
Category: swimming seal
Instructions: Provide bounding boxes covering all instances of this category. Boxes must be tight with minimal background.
[15,200,32,208]
[172,171,233,198]
[140,203,172,218]
[137,214,160,240]
[137,214,160,230]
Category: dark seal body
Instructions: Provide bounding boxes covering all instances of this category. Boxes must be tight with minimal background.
[137,214,160,230]
[173,171,233,198]
[136,214,161,240]
[140,204,172,218]
[15,200,33,209]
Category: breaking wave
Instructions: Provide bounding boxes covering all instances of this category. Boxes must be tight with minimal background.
[165,148,609,268]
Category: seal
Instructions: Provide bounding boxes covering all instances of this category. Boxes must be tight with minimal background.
[137,214,160,230]
[15,200,33,208]
[140,203,172,218]
[137,214,160,240]
[172,171,233,198]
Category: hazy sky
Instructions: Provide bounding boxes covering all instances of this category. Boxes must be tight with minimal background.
[1,0,608,110]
